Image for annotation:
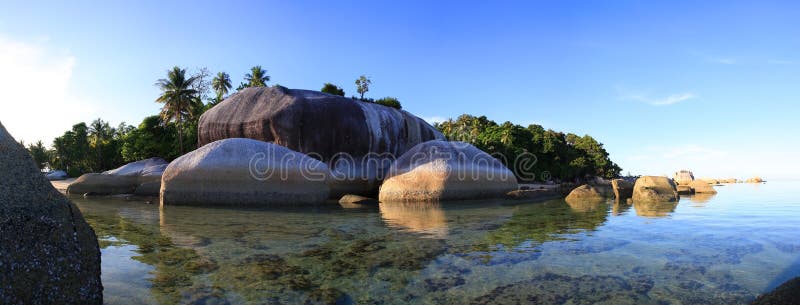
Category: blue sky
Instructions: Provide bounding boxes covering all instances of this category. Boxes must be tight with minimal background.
[1,0,798,179]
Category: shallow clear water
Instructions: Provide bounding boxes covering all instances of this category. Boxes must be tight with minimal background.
[72,181,800,304]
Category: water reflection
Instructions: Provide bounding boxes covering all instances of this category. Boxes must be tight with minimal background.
[565,198,610,213]
[483,200,609,249]
[633,201,678,218]
[69,182,800,305]
[690,193,716,204]
[379,202,448,238]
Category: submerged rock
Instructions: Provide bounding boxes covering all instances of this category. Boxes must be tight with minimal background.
[470,273,653,305]
[632,176,678,203]
[198,86,444,196]
[160,138,330,206]
[67,157,168,196]
[378,140,517,202]
[0,121,102,304]
[689,180,717,194]
[611,179,634,200]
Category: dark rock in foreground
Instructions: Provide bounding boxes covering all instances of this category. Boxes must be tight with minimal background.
[198,86,444,196]
[0,121,102,304]
[751,277,800,305]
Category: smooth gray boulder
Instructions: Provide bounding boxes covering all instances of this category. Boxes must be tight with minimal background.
[67,158,168,196]
[379,140,518,202]
[197,86,445,196]
[160,138,330,206]
[0,121,102,304]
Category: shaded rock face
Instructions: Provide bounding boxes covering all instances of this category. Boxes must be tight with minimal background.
[689,180,718,194]
[632,176,678,203]
[0,122,102,304]
[161,138,330,206]
[673,170,695,185]
[751,277,800,305]
[677,185,695,195]
[378,140,517,202]
[198,87,444,196]
[67,158,168,196]
[611,179,634,200]
[565,184,609,203]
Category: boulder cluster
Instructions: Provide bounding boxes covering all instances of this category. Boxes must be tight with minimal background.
[64,87,518,205]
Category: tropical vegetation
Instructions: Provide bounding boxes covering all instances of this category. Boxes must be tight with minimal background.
[435,114,621,182]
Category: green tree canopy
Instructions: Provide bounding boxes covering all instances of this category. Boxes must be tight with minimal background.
[355,75,371,99]
[244,66,270,88]
[321,83,345,96]
[155,66,199,155]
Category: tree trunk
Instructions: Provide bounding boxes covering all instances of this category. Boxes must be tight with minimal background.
[178,103,185,155]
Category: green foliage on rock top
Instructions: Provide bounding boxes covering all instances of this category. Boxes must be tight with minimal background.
[435,114,621,182]
[321,83,345,96]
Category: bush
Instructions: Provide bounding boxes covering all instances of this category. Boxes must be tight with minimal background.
[374,97,402,109]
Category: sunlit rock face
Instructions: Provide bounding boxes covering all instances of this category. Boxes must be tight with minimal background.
[160,138,330,206]
[198,86,444,196]
[632,176,678,203]
[379,140,518,202]
[0,122,102,304]
[673,170,695,185]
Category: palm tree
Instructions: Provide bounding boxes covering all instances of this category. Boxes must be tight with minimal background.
[88,118,110,170]
[212,71,232,102]
[155,66,198,155]
[244,66,269,87]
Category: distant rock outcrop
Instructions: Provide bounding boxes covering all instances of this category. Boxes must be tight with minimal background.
[45,170,68,181]
[673,170,695,185]
[746,177,764,183]
[632,176,678,202]
[67,157,168,196]
[197,86,444,196]
[160,138,330,206]
[378,140,517,202]
[689,180,717,194]
[750,277,800,305]
[0,122,102,304]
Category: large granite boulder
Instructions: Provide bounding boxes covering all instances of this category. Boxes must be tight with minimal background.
[197,86,444,196]
[67,157,169,196]
[0,122,102,303]
[160,138,330,206]
[378,140,517,202]
[677,185,694,195]
[689,180,717,194]
[565,184,610,203]
[632,176,678,202]
[673,170,694,185]
[611,179,634,200]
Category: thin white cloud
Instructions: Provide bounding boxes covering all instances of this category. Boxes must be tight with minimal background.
[617,88,697,106]
[0,35,96,144]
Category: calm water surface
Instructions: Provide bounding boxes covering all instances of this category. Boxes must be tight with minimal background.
[72,181,800,304]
